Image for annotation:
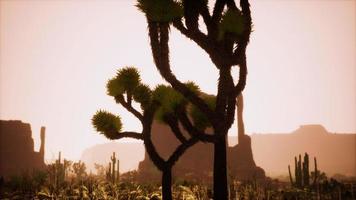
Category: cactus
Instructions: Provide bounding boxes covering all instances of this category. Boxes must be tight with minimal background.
[47,151,69,194]
[289,153,315,188]
[117,159,120,183]
[111,152,116,183]
[294,156,298,187]
[288,165,294,186]
[303,153,310,186]
[55,151,65,187]
[313,156,318,185]
[106,152,120,184]
[107,163,112,182]
[294,155,303,188]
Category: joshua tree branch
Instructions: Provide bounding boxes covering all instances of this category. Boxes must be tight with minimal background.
[148,21,216,124]
[142,108,166,171]
[226,0,238,10]
[115,95,143,121]
[172,19,222,68]
[200,3,211,27]
[182,0,200,30]
[167,137,199,166]
[226,95,237,129]
[229,0,251,95]
[210,0,226,39]
[234,53,247,96]
[231,0,252,65]
[108,131,143,140]
[177,108,216,143]
[164,115,188,144]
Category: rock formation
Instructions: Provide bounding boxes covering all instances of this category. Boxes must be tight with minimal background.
[83,124,355,179]
[251,124,356,177]
[137,94,265,183]
[0,120,46,179]
[228,94,265,180]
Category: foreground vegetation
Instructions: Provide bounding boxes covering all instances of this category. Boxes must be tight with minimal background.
[1,164,355,200]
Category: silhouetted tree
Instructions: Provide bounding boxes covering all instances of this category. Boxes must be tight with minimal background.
[92,67,209,200]
[136,0,252,199]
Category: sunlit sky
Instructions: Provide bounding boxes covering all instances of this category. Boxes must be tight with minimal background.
[1,0,355,161]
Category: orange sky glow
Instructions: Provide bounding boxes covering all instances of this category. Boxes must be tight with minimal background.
[0,0,355,161]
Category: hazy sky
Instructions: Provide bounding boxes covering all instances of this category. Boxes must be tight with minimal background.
[1,0,355,161]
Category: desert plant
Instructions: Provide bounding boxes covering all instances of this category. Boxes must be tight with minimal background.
[288,153,319,189]
[106,152,120,184]
[72,161,87,181]
[92,67,203,200]
[136,0,253,199]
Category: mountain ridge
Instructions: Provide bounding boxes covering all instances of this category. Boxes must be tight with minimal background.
[81,124,356,177]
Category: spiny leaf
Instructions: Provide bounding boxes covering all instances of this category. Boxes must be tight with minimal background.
[107,77,124,97]
[152,84,185,122]
[133,84,152,109]
[92,110,122,139]
[190,95,216,130]
[136,0,183,22]
[116,67,141,92]
[185,81,201,95]
[218,9,245,40]
[107,67,141,97]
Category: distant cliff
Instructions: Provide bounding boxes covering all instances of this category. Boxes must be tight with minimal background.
[0,120,46,179]
[251,124,356,177]
[82,124,355,178]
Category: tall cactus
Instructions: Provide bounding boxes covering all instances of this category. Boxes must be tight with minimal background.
[313,156,318,185]
[290,153,315,188]
[116,159,120,183]
[56,151,65,186]
[296,154,303,187]
[48,151,67,192]
[288,165,294,186]
[111,152,116,183]
[294,156,299,187]
[303,153,310,186]
[107,163,112,181]
[106,152,120,184]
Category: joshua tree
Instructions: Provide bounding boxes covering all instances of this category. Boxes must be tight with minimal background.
[136,0,252,199]
[92,67,213,200]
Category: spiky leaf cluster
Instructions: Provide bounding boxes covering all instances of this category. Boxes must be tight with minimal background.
[152,85,184,122]
[92,110,122,139]
[107,67,141,96]
[185,81,200,95]
[152,82,201,123]
[190,95,216,130]
[136,0,183,22]
[218,9,245,40]
[133,84,152,109]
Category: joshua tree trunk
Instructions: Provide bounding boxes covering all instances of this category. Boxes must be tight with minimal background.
[162,167,173,200]
[213,135,228,200]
